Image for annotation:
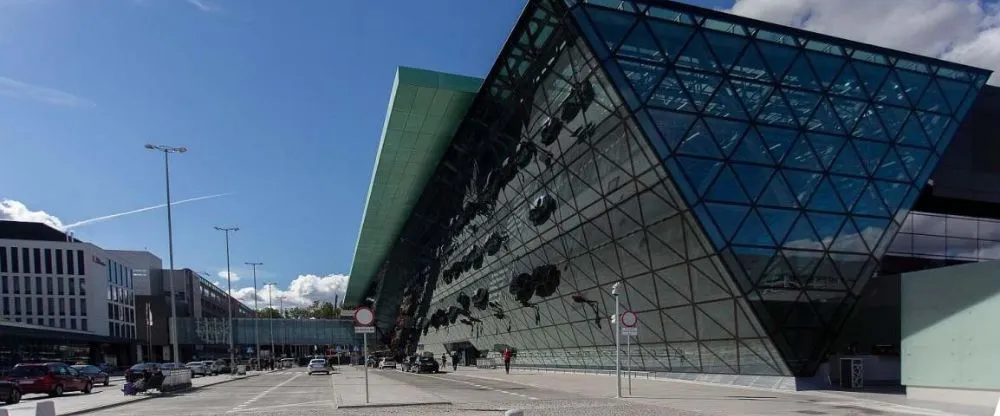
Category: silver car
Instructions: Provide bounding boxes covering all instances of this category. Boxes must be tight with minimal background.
[185,361,208,377]
[306,358,329,375]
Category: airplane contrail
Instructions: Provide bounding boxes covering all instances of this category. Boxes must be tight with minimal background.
[63,193,231,229]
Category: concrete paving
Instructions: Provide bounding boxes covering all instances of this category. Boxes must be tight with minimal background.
[332,366,449,408]
[0,370,274,416]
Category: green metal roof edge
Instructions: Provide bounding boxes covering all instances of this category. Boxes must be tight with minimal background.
[345,66,482,305]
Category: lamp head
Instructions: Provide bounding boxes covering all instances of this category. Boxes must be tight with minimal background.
[611,282,621,296]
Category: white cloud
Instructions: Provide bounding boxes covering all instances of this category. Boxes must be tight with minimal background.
[231,273,349,309]
[217,270,240,282]
[0,199,65,230]
[725,0,1000,85]
[185,0,221,13]
[0,76,96,108]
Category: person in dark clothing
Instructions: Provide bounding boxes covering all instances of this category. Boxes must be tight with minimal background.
[501,348,513,375]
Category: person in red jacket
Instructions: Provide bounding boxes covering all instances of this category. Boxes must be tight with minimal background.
[501,348,513,375]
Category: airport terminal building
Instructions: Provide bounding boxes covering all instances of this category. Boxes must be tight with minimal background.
[345,0,994,386]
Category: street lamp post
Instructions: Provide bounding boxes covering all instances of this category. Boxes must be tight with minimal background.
[245,262,263,369]
[145,143,186,364]
[279,296,285,357]
[214,226,239,373]
[266,282,276,362]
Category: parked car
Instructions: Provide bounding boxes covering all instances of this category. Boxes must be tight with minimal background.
[199,361,221,375]
[0,380,21,404]
[185,362,208,377]
[125,363,160,383]
[306,359,329,375]
[411,356,439,374]
[3,363,92,397]
[71,365,110,386]
[378,358,396,370]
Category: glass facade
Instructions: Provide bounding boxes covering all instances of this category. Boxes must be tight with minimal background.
[371,0,990,378]
[173,317,361,347]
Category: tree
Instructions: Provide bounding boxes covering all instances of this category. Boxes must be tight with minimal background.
[258,307,281,319]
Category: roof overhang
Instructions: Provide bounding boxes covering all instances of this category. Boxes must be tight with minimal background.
[344,66,482,305]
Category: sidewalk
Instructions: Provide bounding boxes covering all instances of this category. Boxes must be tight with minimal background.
[451,367,986,416]
[331,365,450,408]
[3,370,275,416]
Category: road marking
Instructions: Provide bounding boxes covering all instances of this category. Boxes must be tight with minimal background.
[227,372,302,413]
[236,400,337,412]
[406,372,538,400]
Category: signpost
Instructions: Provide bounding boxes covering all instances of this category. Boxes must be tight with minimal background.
[353,307,375,404]
[620,310,637,395]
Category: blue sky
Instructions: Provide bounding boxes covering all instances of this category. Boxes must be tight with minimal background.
[0,0,991,307]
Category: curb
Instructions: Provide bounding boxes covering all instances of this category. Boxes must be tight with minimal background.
[61,371,277,416]
[337,401,453,409]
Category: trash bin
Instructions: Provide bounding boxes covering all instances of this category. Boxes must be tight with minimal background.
[236,365,247,375]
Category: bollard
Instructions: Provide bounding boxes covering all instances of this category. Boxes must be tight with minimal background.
[505,409,524,416]
[35,401,56,416]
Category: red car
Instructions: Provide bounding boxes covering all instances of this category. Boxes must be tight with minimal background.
[2,363,93,397]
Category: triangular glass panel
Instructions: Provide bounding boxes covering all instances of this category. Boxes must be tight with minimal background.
[782,52,822,91]
[758,171,799,208]
[851,60,890,99]
[806,98,845,134]
[808,254,849,291]
[895,146,931,182]
[684,217,714,259]
[783,249,823,279]
[876,72,910,108]
[677,118,723,158]
[617,20,667,63]
[705,165,750,204]
[873,104,908,141]
[705,80,750,120]
[676,70,722,111]
[873,147,910,183]
[583,6,639,54]
[705,202,749,242]
[830,142,868,176]
[756,89,798,127]
[731,79,773,116]
[676,30,721,73]
[781,135,823,172]
[829,63,866,99]
[806,212,846,248]
[852,182,890,218]
[829,252,875,295]
[782,170,822,206]
[852,140,889,175]
[783,214,822,249]
[782,89,822,126]
[619,59,668,103]
[728,246,774,291]
[730,42,772,82]
[676,156,724,199]
[732,209,776,246]
[757,207,798,243]
[647,108,697,151]
[646,18,696,62]
[730,163,773,202]
[730,128,773,165]
[875,181,909,213]
[852,216,891,253]
[755,40,799,79]
[805,132,844,169]
[894,69,931,106]
[758,253,797,288]
[648,71,697,112]
[897,113,931,148]
[831,175,866,211]
[705,116,747,155]
[936,77,970,113]
[703,30,748,71]
[853,106,888,141]
[918,111,950,147]
[830,217,868,253]
[804,50,846,89]
[830,97,866,132]
[757,125,798,163]
[916,79,949,114]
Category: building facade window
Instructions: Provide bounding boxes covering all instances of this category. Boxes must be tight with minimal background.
[68,277,75,295]
[0,246,7,273]
[43,249,52,274]
[65,250,74,275]
[80,299,86,316]
[54,249,63,275]
[10,247,18,273]
[21,248,29,273]
[76,250,85,275]
[33,248,41,274]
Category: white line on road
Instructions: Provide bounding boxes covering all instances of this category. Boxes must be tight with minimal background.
[227,372,302,413]
[413,373,538,400]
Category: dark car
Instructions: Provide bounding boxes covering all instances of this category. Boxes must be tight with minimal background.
[0,380,21,404]
[71,365,110,387]
[125,363,160,383]
[2,363,92,397]
[412,357,439,374]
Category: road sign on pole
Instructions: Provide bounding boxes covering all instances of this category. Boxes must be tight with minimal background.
[354,326,375,333]
[354,307,375,326]
[621,326,638,336]
[620,311,638,328]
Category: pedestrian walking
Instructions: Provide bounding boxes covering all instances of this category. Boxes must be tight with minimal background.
[441,353,447,370]
[501,348,513,375]
[452,352,458,372]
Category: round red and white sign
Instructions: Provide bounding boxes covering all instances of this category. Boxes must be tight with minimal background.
[354,307,374,326]
[620,311,638,328]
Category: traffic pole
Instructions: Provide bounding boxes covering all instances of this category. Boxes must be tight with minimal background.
[363,333,369,404]
[613,283,621,399]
